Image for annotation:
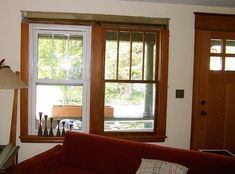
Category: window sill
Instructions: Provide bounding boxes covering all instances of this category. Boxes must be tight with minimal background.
[20,135,64,143]
[20,133,166,143]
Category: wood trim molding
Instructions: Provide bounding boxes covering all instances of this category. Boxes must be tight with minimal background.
[20,22,29,137]
[22,11,169,28]
[195,13,235,32]
[20,19,169,143]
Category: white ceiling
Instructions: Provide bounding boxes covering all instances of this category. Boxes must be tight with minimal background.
[121,0,235,7]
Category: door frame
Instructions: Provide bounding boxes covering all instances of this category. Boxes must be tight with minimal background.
[191,13,235,150]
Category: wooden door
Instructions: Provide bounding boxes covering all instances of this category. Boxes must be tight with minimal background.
[191,13,235,154]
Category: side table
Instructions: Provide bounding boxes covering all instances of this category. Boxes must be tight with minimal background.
[0,145,20,174]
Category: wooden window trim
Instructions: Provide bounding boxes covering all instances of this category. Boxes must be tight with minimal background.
[90,25,169,142]
[20,16,169,143]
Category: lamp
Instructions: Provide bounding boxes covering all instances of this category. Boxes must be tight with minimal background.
[0,59,27,145]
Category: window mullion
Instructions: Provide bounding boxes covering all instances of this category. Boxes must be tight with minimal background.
[35,79,83,86]
[142,32,146,80]
[129,31,133,80]
[116,30,120,80]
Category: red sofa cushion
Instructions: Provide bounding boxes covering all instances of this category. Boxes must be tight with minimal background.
[63,132,141,174]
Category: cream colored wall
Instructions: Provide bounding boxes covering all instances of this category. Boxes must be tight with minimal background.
[0,0,235,162]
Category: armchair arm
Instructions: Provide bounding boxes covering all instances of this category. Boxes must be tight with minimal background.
[14,145,63,174]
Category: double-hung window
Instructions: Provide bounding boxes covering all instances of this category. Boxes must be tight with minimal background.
[20,12,168,142]
[103,28,158,132]
[90,25,168,141]
[28,24,91,136]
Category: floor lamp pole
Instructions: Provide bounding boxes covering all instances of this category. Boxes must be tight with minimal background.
[9,72,20,146]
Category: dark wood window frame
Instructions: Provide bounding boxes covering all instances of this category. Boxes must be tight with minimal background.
[20,12,169,143]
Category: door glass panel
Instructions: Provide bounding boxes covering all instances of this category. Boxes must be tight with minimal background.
[225,57,235,71]
[210,56,222,70]
[226,40,235,54]
[210,39,222,53]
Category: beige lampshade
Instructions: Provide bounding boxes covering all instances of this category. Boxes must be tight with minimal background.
[0,66,27,89]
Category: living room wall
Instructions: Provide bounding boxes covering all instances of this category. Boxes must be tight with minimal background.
[0,0,235,162]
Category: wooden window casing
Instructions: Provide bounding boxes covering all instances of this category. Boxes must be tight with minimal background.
[89,24,169,142]
[20,14,169,143]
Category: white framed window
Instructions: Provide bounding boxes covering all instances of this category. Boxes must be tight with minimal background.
[28,24,91,135]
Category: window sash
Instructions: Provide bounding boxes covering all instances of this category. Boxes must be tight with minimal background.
[89,25,168,142]
[28,24,91,135]
[103,27,159,133]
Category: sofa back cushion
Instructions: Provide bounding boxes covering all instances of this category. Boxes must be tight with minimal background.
[63,132,142,174]
[62,132,235,174]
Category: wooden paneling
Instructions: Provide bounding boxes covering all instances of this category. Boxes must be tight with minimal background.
[195,13,235,32]
[224,84,235,152]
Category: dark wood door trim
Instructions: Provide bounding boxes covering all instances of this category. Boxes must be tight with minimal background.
[191,29,210,150]
[191,13,235,150]
[195,13,235,32]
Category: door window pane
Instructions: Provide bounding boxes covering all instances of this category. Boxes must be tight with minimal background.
[225,57,235,71]
[210,56,222,70]
[226,40,235,54]
[210,39,222,53]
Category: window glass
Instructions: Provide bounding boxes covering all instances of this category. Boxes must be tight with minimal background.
[118,31,131,80]
[225,57,235,71]
[105,31,117,80]
[29,24,90,135]
[226,40,235,54]
[104,29,158,132]
[210,56,222,70]
[132,32,144,80]
[38,34,83,80]
[104,83,155,132]
[210,39,222,53]
[144,32,156,81]
[35,85,83,135]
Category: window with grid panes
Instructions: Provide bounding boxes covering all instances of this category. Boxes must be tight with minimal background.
[20,13,169,142]
[28,24,91,136]
[103,28,158,132]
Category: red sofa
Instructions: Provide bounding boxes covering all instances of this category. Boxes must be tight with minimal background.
[14,131,235,174]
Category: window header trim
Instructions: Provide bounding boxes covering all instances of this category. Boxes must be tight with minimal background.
[21,11,169,29]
